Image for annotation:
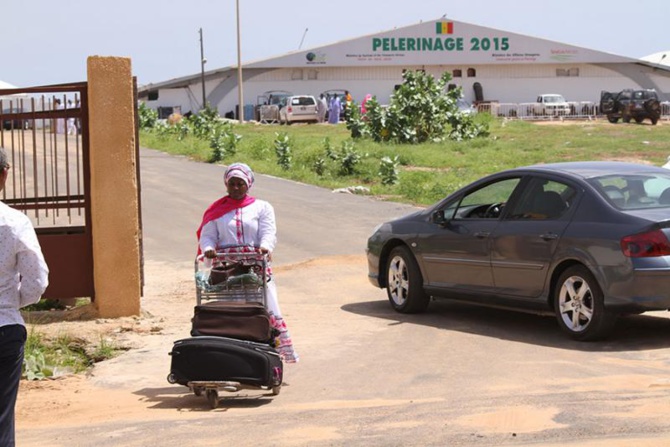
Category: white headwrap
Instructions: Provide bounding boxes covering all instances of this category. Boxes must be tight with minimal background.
[224,162,255,188]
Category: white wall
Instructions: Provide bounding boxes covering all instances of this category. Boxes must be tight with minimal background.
[147,62,670,118]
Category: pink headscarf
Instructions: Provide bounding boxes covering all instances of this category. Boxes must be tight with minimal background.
[224,162,255,188]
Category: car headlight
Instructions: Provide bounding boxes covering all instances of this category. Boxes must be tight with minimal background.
[369,223,384,237]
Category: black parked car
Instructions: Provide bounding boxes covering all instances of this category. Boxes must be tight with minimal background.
[1,108,30,130]
[600,89,661,125]
[366,162,670,341]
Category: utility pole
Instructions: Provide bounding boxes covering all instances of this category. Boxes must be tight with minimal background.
[236,0,244,123]
[299,28,308,49]
[199,27,207,110]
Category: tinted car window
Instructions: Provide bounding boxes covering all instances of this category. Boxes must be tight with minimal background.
[291,97,315,106]
[444,177,521,219]
[589,173,670,209]
[507,178,576,220]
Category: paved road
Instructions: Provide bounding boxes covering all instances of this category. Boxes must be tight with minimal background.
[16,148,670,446]
[139,148,418,267]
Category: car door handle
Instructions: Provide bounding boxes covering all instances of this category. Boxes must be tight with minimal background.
[540,232,559,241]
[474,231,490,238]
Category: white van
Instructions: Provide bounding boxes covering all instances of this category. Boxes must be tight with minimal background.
[279,95,319,124]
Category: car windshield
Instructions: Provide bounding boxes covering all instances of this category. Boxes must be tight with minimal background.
[291,97,315,106]
[589,172,670,209]
[544,96,564,103]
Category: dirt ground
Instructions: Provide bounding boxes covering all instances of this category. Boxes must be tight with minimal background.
[16,256,670,447]
[15,256,364,428]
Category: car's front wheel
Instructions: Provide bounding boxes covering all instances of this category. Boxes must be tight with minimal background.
[386,246,429,313]
[554,265,616,341]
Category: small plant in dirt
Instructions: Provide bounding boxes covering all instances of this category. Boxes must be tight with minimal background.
[274,132,292,170]
[209,123,242,163]
[379,155,400,185]
[313,158,327,176]
[337,141,362,176]
[23,329,121,380]
[323,137,338,161]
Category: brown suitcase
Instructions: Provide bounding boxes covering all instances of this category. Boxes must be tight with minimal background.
[191,301,273,342]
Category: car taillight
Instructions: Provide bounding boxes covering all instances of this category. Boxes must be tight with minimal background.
[287,106,293,113]
[620,229,670,257]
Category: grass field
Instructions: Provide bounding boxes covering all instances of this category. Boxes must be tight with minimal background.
[140,117,670,206]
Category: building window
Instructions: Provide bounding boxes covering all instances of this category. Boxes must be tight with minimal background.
[467,68,476,77]
[291,69,303,80]
[307,69,318,80]
[148,91,159,101]
[453,69,462,78]
[557,67,580,77]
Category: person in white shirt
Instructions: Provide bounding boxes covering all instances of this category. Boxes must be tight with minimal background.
[197,162,298,363]
[0,147,49,447]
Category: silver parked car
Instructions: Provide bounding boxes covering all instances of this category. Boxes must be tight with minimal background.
[366,161,670,341]
[278,95,318,124]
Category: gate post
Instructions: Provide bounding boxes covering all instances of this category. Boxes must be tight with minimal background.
[87,56,141,317]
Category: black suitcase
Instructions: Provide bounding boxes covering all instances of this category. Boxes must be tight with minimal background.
[168,336,282,388]
[191,301,273,342]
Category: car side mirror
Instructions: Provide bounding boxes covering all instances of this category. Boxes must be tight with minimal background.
[432,210,449,226]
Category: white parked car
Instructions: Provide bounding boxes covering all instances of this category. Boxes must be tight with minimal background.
[279,95,319,124]
[456,98,477,115]
[530,94,572,116]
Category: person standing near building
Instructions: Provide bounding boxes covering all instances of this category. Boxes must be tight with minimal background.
[328,94,341,124]
[54,99,65,134]
[0,147,49,447]
[316,94,328,123]
[66,99,77,135]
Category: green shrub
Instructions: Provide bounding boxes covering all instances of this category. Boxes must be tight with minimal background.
[353,69,489,144]
[274,132,292,170]
[379,155,400,185]
[338,141,362,176]
[138,102,158,130]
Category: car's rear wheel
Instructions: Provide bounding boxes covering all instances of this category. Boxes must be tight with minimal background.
[634,117,644,124]
[386,246,429,313]
[554,265,616,341]
[607,115,619,124]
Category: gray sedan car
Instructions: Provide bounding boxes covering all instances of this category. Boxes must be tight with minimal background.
[367,161,670,341]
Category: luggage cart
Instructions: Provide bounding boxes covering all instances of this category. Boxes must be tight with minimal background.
[168,245,281,408]
[194,245,268,306]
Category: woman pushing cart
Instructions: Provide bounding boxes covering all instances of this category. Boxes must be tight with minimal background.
[196,162,299,363]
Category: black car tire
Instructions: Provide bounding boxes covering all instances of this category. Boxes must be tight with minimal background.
[554,265,617,341]
[606,115,619,124]
[386,246,429,314]
[644,99,660,115]
[634,117,644,124]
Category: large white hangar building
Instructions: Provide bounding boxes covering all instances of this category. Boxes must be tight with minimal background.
[138,18,670,118]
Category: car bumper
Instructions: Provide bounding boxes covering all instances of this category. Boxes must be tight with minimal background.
[606,267,670,311]
[366,248,382,288]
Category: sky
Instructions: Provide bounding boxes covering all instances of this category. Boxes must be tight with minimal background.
[2,0,669,89]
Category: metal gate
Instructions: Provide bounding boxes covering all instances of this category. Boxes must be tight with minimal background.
[0,82,93,299]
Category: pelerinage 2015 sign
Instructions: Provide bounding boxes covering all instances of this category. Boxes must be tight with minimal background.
[371,22,510,53]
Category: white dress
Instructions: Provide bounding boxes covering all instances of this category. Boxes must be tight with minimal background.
[199,199,298,362]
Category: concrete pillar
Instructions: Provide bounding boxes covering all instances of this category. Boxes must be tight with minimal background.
[87,56,141,317]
